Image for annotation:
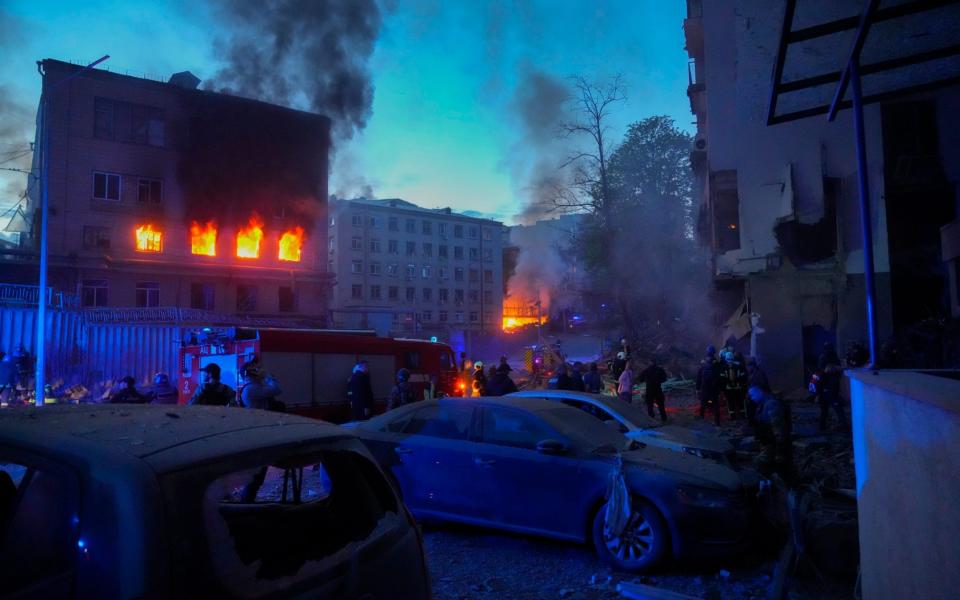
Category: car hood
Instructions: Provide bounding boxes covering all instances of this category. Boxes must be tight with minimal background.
[619,444,742,492]
[631,425,732,453]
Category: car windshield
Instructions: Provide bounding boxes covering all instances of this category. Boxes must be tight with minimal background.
[537,406,632,453]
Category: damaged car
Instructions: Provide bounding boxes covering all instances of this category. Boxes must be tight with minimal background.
[0,405,430,599]
[348,396,753,572]
[508,389,736,465]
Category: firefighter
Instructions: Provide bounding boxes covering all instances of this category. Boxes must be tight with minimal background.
[721,349,748,420]
[388,368,416,410]
[147,373,179,405]
[239,361,284,411]
[472,362,487,396]
[696,346,722,425]
[347,361,374,420]
[188,363,237,406]
[748,386,794,484]
[109,376,147,404]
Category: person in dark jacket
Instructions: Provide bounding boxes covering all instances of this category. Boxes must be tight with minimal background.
[486,366,518,396]
[569,362,586,392]
[696,346,721,425]
[188,363,236,406]
[611,351,627,380]
[745,357,769,426]
[347,361,375,420]
[472,362,487,396]
[388,368,416,410]
[109,376,147,404]
[720,350,748,420]
[639,358,668,422]
[817,342,847,431]
[498,355,512,374]
[147,373,179,405]
[582,362,602,393]
[239,361,284,411]
[748,386,794,483]
[555,363,576,391]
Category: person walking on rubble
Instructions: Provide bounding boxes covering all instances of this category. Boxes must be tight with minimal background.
[720,349,748,420]
[748,386,794,484]
[696,346,722,425]
[639,357,668,422]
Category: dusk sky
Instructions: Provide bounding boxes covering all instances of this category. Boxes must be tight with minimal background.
[0,0,691,225]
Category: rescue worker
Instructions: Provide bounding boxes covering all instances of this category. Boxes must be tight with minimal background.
[617,360,635,404]
[721,349,748,420]
[611,351,627,380]
[748,386,794,484]
[583,362,603,393]
[388,368,416,410]
[745,357,770,426]
[555,363,576,391]
[570,362,586,392]
[347,360,374,420]
[498,355,512,373]
[147,372,179,405]
[696,346,722,425]
[486,364,518,396]
[639,357,668,422]
[109,376,147,404]
[460,352,474,397]
[188,363,237,406]
[817,342,847,431]
[472,361,487,396]
[239,361,283,411]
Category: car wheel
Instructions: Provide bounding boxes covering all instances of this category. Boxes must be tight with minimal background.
[592,498,668,572]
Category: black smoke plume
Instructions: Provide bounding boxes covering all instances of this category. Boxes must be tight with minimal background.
[207,0,381,141]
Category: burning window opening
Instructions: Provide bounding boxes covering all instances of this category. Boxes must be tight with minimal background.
[278,226,305,262]
[502,303,548,333]
[191,221,218,256]
[135,224,163,253]
[237,215,264,259]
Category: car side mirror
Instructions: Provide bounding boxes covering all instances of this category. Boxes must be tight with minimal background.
[536,439,568,455]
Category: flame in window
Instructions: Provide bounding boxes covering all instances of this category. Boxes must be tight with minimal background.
[236,214,264,259]
[278,226,305,262]
[135,224,162,253]
[190,221,217,256]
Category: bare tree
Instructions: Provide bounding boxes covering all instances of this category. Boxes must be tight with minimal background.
[553,74,626,221]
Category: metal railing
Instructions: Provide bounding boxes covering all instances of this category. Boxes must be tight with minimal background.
[0,284,77,309]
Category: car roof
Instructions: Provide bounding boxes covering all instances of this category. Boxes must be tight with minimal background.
[0,404,352,472]
[508,390,611,403]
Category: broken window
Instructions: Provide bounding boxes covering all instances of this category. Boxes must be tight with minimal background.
[712,187,740,253]
[774,177,839,265]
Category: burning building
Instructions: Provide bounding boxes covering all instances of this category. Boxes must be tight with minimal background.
[17,59,332,322]
[327,198,505,337]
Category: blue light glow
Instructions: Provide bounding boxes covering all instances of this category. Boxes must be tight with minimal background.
[77,539,86,549]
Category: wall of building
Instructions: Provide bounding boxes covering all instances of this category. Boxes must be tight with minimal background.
[849,370,960,600]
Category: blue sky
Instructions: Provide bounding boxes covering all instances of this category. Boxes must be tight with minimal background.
[1,0,691,224]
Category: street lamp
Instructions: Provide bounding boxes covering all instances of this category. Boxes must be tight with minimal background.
[35,55,109,406]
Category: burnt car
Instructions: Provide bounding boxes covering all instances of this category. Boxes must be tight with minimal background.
[0,405,429,599]
[347,396,753,572]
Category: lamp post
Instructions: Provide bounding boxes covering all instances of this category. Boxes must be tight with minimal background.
[35,55,109,406]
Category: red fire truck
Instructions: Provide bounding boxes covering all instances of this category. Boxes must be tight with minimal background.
[178,328,462,422]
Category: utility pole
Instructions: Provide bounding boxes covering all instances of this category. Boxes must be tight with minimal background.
[35,55,109,406]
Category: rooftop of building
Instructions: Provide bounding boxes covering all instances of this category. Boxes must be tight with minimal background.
[331,196,504,226]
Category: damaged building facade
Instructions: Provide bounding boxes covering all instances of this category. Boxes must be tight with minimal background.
[685,0,960,393]
[12,59,332,323]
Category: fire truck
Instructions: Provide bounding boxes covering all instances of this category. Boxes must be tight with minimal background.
[178,328,461,422]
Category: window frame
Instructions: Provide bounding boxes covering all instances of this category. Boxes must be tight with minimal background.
[92,171,121,202]
[135,281,160,308]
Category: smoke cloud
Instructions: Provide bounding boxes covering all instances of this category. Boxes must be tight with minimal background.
[0,10,35,228]
[507,69,572,225]
[207,0,381,142]
[506,216,582,316]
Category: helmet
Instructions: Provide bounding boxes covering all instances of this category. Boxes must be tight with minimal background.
[396,368,410,383]
[616,352,626,360]
[474,361,484,370]
[706,345,716,356]
[240,361,263,380]
[747,386,765,402]
[154,373,169,385]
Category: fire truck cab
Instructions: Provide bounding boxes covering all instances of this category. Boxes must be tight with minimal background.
[178,328,460,422]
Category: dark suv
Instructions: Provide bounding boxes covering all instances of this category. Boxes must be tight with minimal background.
[0,405,430,599]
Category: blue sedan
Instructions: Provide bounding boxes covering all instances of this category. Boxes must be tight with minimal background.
[349,396,753,572]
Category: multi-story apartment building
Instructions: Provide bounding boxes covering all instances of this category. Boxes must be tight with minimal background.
[14,59,332,323]
[328,198,504,337]
[685,0,960,391]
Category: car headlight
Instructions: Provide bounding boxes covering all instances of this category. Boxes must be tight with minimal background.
[676,485,739,508]
[682,446,726,463]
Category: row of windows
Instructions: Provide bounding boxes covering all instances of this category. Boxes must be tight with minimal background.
[345,261,495,282]
[80,280,299,312]
[347,300,492,325]
[347,284,493,304]
[92,171,162,203]
[94,97,165,147]
[337,213,494,241]
[339,237,494,261]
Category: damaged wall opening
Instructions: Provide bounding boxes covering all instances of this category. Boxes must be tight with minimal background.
[711,170,741,253]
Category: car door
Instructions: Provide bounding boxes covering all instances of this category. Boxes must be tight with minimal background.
[388,402,485,519]
[471,406,589,539]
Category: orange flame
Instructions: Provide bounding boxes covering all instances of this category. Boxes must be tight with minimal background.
[278,226,305,262]
[236,215,264,259]
[502,316,545,333]
[135,224,162,252]
[190,221,217,256]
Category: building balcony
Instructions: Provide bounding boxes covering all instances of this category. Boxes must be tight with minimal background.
[683,1,704,59]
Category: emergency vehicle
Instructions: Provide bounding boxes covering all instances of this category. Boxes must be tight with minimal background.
[178,328,461,422]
